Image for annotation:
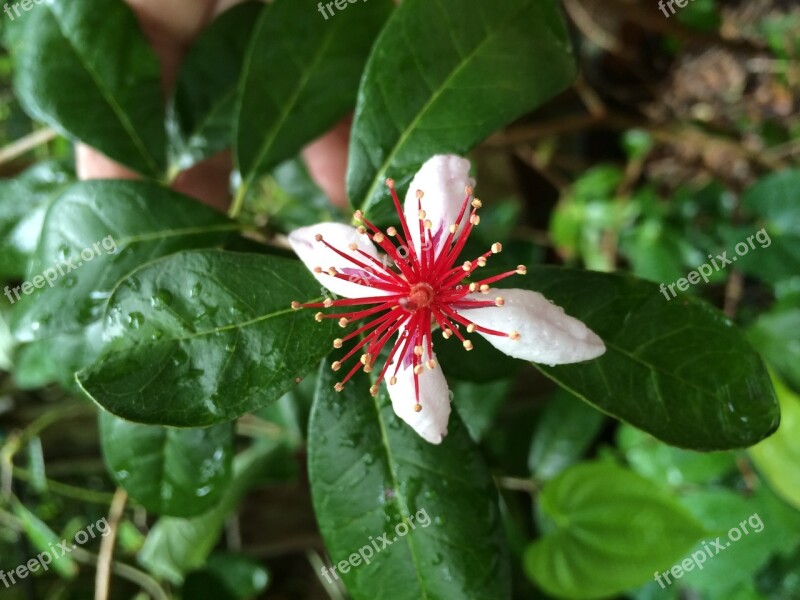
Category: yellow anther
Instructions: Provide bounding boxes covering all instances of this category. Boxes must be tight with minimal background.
[466,324,476,333]
[348,242,358,251]
[449,224,458,234]
[480,284,490,293]
[363,364,373,373]
[327,267,337,276]
[469,283,478,292]
[389,376,398,385]
[334,382,344,392]
[442,329,453,339]
[291,301,301,310]
[414,403,423,413]
[509,331,521,340]
[338,317,349,327]
[462,261,472,272]
[323,298,333,308]
[465,185,474,196]
[315,312,324,322]
[477,257,487,267]
[313,266,323,274]
[470,214,481,225]
[369,385,379,396]
[495,297,505,307]
[314,233,323,242]
[360,353,372,365]
[353,210,364,221]
[471,198,482,209]
[426,359,436,369]
[424,219,432,229]
[516,265,528,275]
[416,189,424,199]
[414,345,424,356]
[357,226,367,234]
[463,340,473,351]
[387,226,397,236]
[385,178,395,189]
[333,338,343,348]
[491,242,502,254]
[373,232,385,243]
[414,365,424,375]
[331,361,342,371]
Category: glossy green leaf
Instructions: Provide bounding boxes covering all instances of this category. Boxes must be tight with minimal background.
[235,0,393,189]
[99,412,234,517]
[139,439,289,583]
[10,180,235,387]
[749,373,800,511]
[308,365,510,600]
[77,250,336,426]
[528,389,605,481]
[524,461,706,599]
[168,2,264,169]
[514,266,778,450]
[0,161,73,279]
[13,0,166,176]
[348,0,576,218]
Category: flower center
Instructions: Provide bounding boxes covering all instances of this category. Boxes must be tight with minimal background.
[407,283,435,311]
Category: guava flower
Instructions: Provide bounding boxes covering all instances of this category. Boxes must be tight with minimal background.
[289,155,605,444]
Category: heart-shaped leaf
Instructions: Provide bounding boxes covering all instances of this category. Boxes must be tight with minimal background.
[524,461,706,599]
[99,412,234,517]
[235,0,393,191]
[348,0,576,218]
[515,267,778,450]
[308,364,511,600]
[13,0,166,176]
[77,250,336,426]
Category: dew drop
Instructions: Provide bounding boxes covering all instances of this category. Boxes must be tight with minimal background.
[127,312,144,329]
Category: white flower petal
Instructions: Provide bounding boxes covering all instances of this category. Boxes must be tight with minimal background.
[458,288,606,365]
[403,155,473,257]
[386,347,451,444]
[288,222,393,299]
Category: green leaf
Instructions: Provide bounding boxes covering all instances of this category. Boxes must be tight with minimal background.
[749,297,800,393]
[524,461,706,599]
[139,439,289,583]
[99,412,234,517]
[77,250,337,427]
[11,498,78,578]
[528,389,605,481]
[308,364,510,600]
[10,180,235,387]
[183,553,270,600]
[235,0,393,189]
[617,424,736,487]
[168,2,265,169]
[0,161,74,279]
[452,377,512,442]
[514,266,778,450]
[749,373,800,511]
[13,0,166,176]
[676,485,800,595]
[348,0,576,218]
[733,170,800,284]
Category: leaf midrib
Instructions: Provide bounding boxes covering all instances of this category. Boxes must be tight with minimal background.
[46,4,161,175]
[356,0,532,212]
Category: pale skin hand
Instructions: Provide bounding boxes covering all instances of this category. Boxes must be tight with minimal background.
[76,0,350,212]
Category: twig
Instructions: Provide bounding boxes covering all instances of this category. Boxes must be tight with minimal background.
[0,128,58,165]
[95,488,128,600]
[723,269,744,319]
[71,547,169,600]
